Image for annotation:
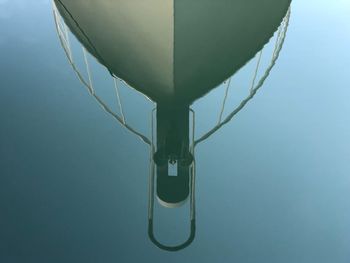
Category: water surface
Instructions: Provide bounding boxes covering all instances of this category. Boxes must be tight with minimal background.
[1,1,350,262]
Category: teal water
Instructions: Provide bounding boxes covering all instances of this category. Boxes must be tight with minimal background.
[1,1,350,262]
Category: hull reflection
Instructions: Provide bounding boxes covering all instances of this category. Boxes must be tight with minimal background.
[53,0,291,251]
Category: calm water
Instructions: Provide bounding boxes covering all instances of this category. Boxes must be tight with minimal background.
[1,1,350,262]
